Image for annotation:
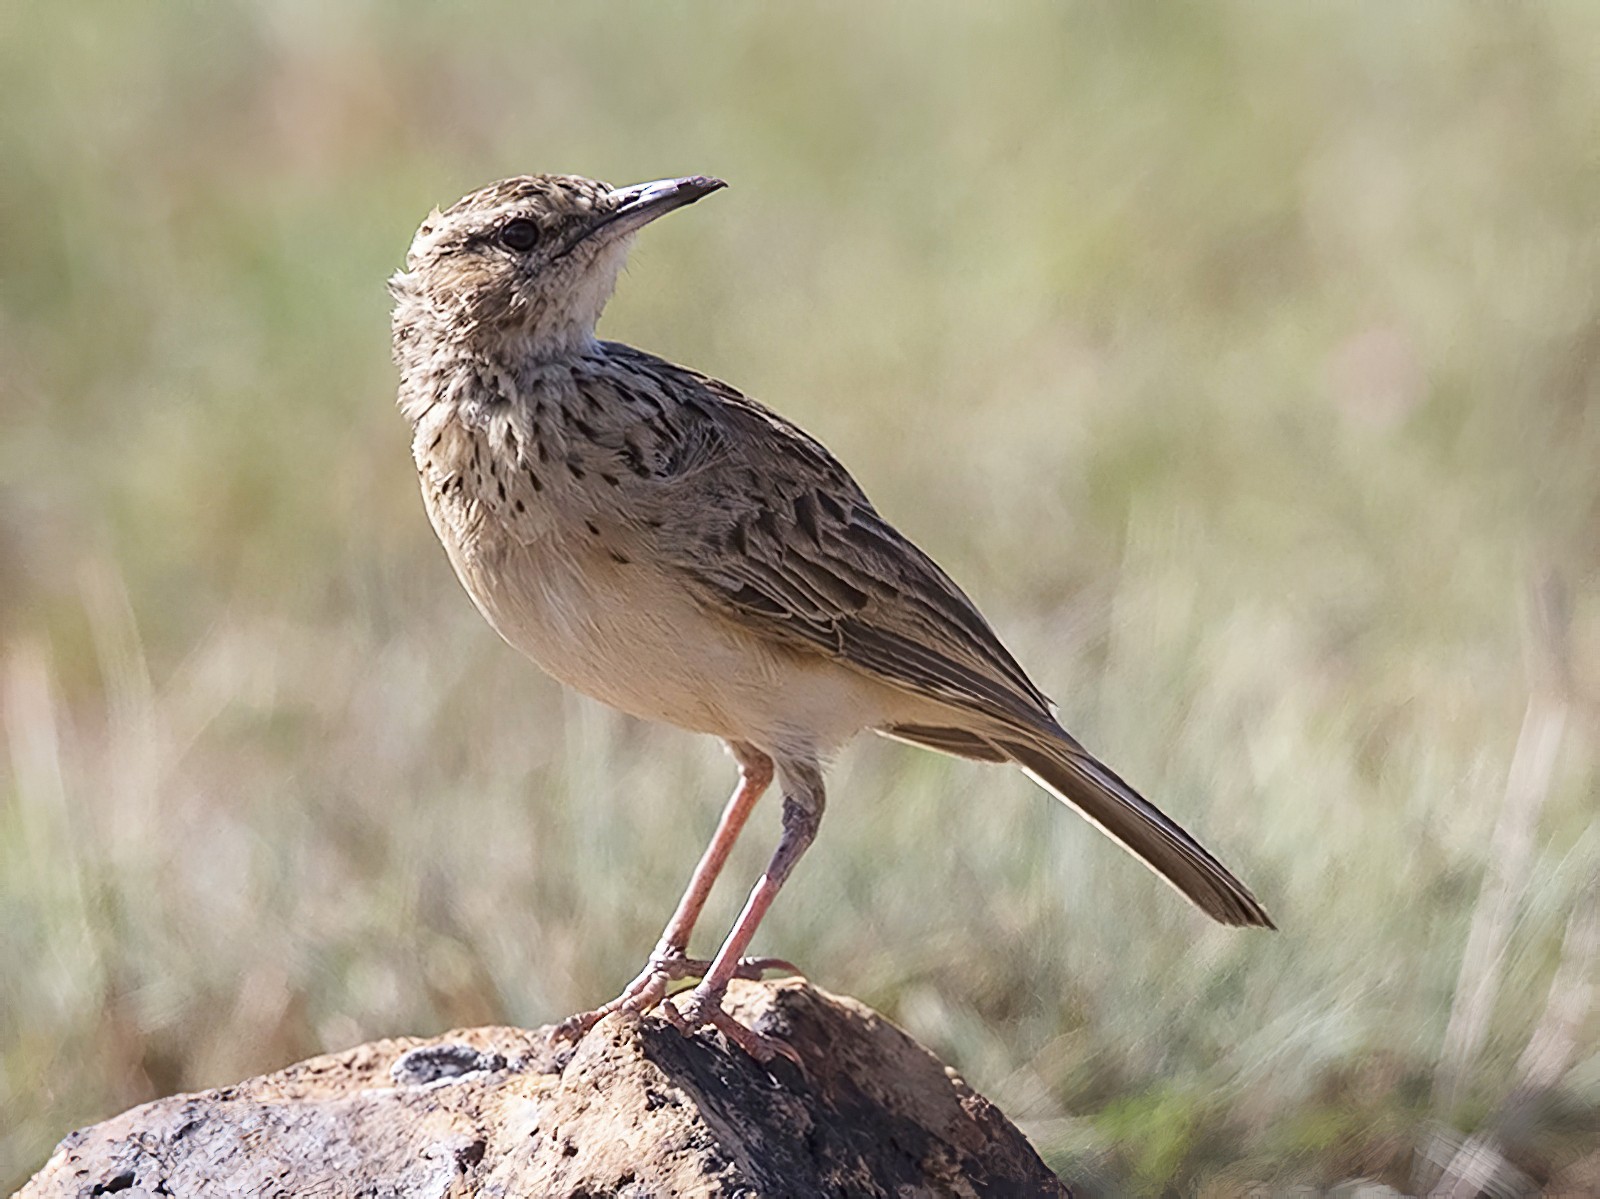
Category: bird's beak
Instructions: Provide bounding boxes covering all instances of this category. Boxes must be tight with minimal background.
[594,176,727,241]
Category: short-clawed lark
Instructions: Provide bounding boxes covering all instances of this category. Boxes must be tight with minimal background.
[390,174,1273,1063]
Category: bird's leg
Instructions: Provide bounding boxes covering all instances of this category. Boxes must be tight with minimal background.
[555,743,794,1041]
[648,742,776,972]
[663,759,823,1066]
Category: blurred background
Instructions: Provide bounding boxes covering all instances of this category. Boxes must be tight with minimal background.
[3,3,1598,1194]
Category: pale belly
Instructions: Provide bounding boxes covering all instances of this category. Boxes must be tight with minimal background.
[440,518,894,758]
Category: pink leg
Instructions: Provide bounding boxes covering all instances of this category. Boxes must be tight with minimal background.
[666,758,824,1064]
[651,742,774,959]
[555,743,794,1039]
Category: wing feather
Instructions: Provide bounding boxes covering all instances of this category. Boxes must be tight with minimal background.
[597,345,1057,735]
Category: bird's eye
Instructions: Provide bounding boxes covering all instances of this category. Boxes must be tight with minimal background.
[499,219,540,253]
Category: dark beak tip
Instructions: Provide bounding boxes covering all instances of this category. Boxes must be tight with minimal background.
[596,175,727,242]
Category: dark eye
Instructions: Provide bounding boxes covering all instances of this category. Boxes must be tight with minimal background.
[499,219,539,252]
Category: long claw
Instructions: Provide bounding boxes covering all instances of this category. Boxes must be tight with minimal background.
[669,954,799,981]
[556,950,806,1044]
[729,956,802,980]
[553,1010,599,1043]
[664,983,805,1071]
[656,999,691,1033]
[703,1005,804,1070]
[552,959,675,1042]
[554,950,799,1044]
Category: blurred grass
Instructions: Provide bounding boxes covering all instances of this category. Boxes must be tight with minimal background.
[3,2,1599,1193]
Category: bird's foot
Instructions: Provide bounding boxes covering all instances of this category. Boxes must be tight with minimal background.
[553,951,696,1041]
[553,951,801,1043]
[661,982,804,1069]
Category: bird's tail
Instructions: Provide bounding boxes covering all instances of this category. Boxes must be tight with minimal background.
[1004,732,1274,927]
[882,721,1274,928]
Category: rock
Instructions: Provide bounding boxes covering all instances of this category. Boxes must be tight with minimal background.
[18,979,1071,1198]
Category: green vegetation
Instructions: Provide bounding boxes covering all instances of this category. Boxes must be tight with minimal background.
[2,4,1596,1193]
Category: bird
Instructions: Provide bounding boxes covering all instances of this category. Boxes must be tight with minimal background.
[389,173,1273,1063]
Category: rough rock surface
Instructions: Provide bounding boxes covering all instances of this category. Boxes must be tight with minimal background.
[19,979,1070,1198]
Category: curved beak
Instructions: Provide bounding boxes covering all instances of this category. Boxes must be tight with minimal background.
[596,175,727,241]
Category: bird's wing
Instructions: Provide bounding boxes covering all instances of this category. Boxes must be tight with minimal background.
[595,346,1059,737]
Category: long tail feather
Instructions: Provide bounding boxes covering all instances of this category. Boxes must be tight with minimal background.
[1000,734,1274,928]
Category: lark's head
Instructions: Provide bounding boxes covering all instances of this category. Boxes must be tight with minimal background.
[391,173,725,361]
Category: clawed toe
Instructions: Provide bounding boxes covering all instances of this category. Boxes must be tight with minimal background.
[704,1005,803,1068]
[553,960,677,1042]
[553,1007,605,1042]
[555,953,805,1052]
[661,953,800,982]
[729,955,802,980]
[664,986,804,1069]
[656,999,691,1033]
[552,987,657,1043]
